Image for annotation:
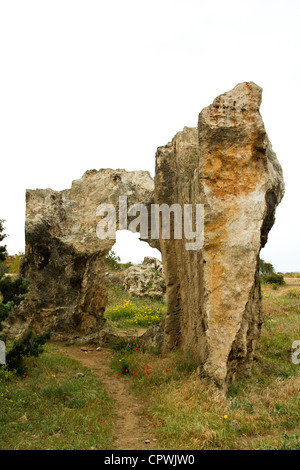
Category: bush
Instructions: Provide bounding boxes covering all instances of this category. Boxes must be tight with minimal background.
[0,220,50,375]
[0,263,8,280]
[6,330,51,374]
[104,250,133,271]
[261,273,285,285]
[104,251,121,270]
[0,276,30,305]
[0,302,13,332]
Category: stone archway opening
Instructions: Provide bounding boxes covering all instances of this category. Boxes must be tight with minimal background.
[112,230,161,265]
[6,83,285,389]
[6,168,158,342]
[103,230,165,333]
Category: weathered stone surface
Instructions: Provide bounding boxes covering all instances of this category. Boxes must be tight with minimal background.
[6,82,284,389]
[140,323,165,351]
[155,82,284,387]
[124,257,165,299]
[6,169,156,340]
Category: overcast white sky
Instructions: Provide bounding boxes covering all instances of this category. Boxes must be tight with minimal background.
[0,0,299,271]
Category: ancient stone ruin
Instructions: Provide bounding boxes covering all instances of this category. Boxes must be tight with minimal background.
[7,82,284,388]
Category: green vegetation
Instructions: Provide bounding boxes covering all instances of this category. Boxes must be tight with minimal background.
[105,281,300,450]
[105,301,165,328]
[260,258,275,275]
[9,253,24,274]
[261,272,285,285]
[0,220,7,262]
[0,221,49,374]
[0,275,30,305]
[260,258,285,285]
[1,242,299,450]
[0,344,115,450]
[5,331,51,375]
[104,259,166,329]
[103,254,299,449]
[104,250,132,271]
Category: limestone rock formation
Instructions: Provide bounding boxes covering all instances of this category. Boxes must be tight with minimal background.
[124,257,165,299]
[6,169,156,340]
[6,82,284,389]
[155,82,284,387]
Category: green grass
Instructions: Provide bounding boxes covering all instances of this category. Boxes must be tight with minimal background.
[106,278,165,307]
[105,283,300,450]
[105,302,166,329]
[104,276,166,329]
[0,344,115,450]
[2,277,299,450]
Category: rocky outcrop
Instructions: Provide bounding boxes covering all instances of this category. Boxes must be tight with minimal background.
[6,82,284,389]
[155,82,284,387]
[124,257,165,299]
[6,169,156,340]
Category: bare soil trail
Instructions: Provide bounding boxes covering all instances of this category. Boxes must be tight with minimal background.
[56,343,158,451]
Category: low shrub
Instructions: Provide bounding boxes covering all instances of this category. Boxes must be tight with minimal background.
[6,330,51,375]
[260,273,285,285]
[0,276,30,305]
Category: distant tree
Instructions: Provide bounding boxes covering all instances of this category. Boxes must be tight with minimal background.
[259,259,275,275]
[105,250,121,270]
[0,220,7,262]
[259,258,285,285]
[261,272,285,285]
[104,250,133,271]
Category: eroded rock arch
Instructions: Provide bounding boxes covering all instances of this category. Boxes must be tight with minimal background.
[9,169,157,340]
[7,82,284,388]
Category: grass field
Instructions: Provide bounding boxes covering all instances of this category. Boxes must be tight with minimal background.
[0,279,299,450]
[104,272,166,329]
[106,281,300,450]
[0,345,115,450]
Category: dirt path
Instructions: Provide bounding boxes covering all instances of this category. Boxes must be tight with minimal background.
[57,344,158,451]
